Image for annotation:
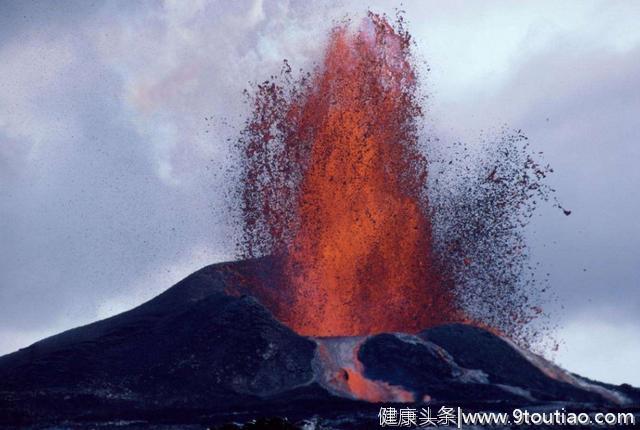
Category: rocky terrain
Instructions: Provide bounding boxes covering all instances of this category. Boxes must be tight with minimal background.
[1,258,638,429]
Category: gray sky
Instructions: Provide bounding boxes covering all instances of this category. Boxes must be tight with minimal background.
[1,0,638,385]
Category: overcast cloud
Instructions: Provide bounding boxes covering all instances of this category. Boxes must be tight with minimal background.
[1,0,638,385]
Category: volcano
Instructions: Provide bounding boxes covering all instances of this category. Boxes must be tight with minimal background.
[2,12,636,430]
[1,257,638,428]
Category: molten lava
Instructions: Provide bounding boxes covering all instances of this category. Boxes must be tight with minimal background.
[314,337,415,403]
[284,18,455,336]
[239,14,461,337]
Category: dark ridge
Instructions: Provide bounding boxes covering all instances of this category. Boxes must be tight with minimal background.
[0,259,322,426]
[0,259,637,428]
[420,323,605,403]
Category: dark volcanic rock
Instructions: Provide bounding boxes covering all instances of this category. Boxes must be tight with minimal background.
[358,326,640,407]
[0,259,328,426]
[358,333,528,403]
[420,324,605,403]
[358,333,454,390]
[0,258,638,428]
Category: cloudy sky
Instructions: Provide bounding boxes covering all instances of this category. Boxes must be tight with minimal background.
[1,0,638,385]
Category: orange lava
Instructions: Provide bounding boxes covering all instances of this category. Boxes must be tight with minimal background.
[280,15,458,336]
[314,337,415,403]
[238,14,463,337]
[343,364,415,403]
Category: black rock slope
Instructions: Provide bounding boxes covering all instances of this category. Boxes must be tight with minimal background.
[0,258,638,427]
[0,260,337,426]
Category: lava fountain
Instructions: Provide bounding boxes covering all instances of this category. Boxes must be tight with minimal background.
[238,14,461,337]
[284,17,457,336]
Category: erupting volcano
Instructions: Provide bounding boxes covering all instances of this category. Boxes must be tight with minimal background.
[239,14,460,337]
[1,8,638,429]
